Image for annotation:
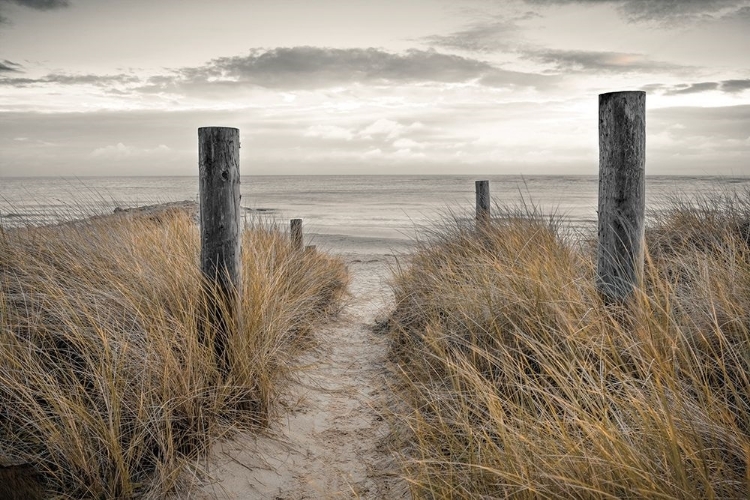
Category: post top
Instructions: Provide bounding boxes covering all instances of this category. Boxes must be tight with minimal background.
[598,91,646,98]
[198,127,240,132]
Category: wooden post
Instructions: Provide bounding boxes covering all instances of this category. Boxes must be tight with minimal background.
[291,218,303,252]
[596,91,646,302]
[475,180,490,230]
[199,126,241,376]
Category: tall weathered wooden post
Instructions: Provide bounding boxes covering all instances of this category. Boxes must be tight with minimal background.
[596,91,646,302]
[199,126,241,376]
[476,180,490,230]
[291,218,303,252]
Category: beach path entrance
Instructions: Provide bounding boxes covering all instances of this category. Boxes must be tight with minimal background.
[199,254,406,499]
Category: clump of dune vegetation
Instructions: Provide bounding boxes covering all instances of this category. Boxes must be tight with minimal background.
[0,205,348,498]
[386,195,749,499]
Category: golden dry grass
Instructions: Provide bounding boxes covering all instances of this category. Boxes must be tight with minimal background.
[0,206,348,498]
[386,197,750,499]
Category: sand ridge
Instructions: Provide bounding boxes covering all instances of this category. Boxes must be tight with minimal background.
[198,255,408,499]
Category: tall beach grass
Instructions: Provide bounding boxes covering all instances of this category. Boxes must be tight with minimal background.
[0,205,348,498]
[386,195,749,498]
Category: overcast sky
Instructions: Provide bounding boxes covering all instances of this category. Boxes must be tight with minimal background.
[0,0,748,176]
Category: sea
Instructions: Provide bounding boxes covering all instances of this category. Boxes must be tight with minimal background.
[2,175,749,254]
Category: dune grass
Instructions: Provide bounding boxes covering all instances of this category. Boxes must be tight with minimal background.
[385,195,750,499]
[0,206,348,498]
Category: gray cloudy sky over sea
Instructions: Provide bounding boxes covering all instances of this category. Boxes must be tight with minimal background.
[0,0,748,176]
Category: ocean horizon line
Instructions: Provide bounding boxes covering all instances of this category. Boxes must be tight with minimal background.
[2,173,749,180]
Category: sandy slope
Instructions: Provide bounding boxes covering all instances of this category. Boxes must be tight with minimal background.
[198,254,408,499]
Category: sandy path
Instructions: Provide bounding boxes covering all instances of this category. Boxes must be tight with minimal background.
[198,255,407,499]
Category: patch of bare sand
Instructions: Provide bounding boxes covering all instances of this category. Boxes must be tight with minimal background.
[197,254,408,499]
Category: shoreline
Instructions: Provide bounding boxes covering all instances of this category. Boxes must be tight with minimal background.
[0,200,417,260]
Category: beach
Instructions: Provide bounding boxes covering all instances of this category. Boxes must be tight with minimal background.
[195,193,414,498]
[197,253,408,499]
[3,176,750,498]
[101,201,413,498]
[140,205,411,497]
[167,207,413,497]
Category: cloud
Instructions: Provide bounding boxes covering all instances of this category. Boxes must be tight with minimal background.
[528,49,688,74]
[664,82,720,95]
[0,109,214,175]
[525,0,749,22]
[420,10,546,54]
[180,47,491,87]
[303,124,354,141]
[143,46,552,92]
[0,47,554,98]
[642,79,750,95]
[0,0,69,26]
[722,79,750,93]
[360,118,403,139]
[651,105,750,139]
[392,138,425,149]
[89,142,171,160]
[479,67,559,87]
[0,59,22,72]
[358,119,424,140]
[2,0,70,9]
[422,18,521,53]
[2,100,748,176]
[648,104,750,172]
[0,72,140,87]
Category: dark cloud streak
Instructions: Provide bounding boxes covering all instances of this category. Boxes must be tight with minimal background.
[525,0,749,22]
[643,79,750,95]
[665,82,720,95]
[0,0,69,28]
[0,59,22,72]
[0,72,140,86]
[722,79,750,93]
[1,0,69,10]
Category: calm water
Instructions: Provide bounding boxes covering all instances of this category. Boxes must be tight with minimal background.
[2,175,749,253]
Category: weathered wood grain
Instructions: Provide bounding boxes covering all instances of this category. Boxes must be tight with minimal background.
[596,91,646,302]
[198,126,241,376]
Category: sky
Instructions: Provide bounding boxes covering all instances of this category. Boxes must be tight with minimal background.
[0,0,748,176]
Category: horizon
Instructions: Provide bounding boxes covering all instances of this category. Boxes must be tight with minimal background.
[3,172,750,179]
[1,0,748,177]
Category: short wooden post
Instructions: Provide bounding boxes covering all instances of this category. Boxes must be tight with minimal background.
[291,218,303,252]
[596,91,646,302]
[475,180,490,230]
[199,126,241,376]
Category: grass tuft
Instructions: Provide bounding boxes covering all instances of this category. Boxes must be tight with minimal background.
[0,206,347,498]
[386,198,750,499]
